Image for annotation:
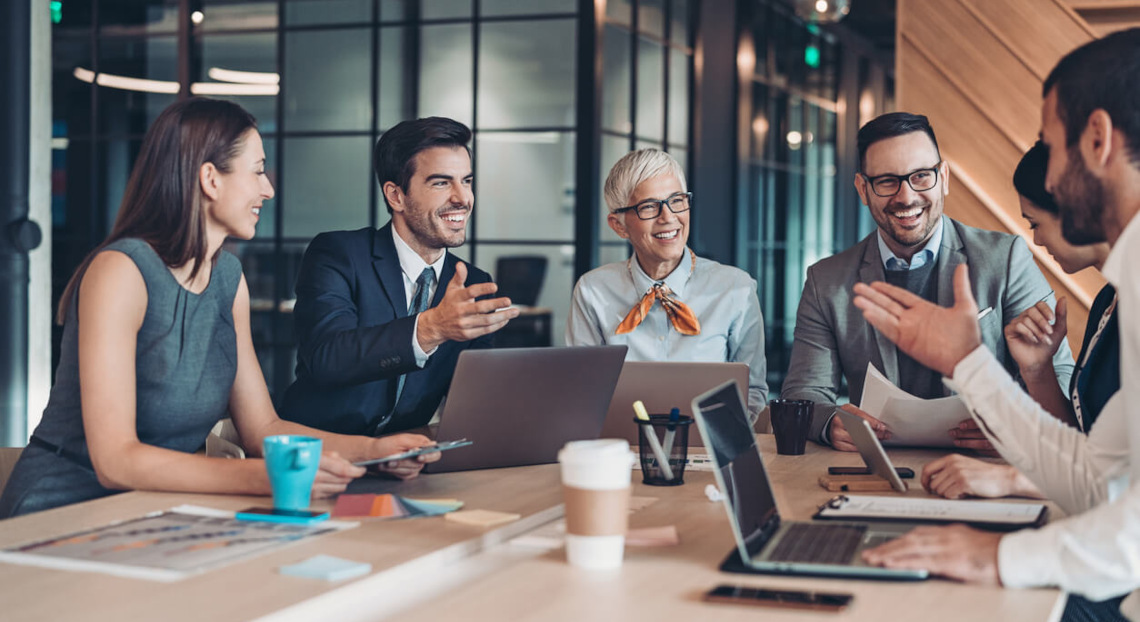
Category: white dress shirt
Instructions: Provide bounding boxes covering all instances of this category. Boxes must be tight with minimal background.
[565,248,769,421]
[391,226,445,366]
[876,218,944,271]
[946,211,1139,613]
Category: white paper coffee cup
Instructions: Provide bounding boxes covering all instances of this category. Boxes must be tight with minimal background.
[558,439,634,569]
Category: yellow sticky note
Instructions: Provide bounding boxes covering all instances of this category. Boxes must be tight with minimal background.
[444,509,522,528]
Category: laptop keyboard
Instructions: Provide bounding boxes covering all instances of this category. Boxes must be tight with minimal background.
[766,523,868,565]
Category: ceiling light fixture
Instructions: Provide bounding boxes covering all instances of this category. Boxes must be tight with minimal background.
[792,0,850,23]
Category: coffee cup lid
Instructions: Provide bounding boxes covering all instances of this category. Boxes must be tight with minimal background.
[558,439,630,464]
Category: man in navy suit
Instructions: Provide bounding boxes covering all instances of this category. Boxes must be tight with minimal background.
[279,117,519,461]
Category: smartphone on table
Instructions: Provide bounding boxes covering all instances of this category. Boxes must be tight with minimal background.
[352,439,473,467]
[828,466,915,478]
[703,584,853,612]
[234,507,330,525]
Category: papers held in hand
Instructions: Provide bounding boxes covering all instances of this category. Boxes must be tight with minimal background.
[814,494,1047,530]
[858,363,971,448]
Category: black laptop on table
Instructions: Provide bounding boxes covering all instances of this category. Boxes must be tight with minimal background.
[426,345,628,473]
[691,380,927,580]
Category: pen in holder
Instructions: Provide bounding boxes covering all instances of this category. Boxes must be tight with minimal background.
[633,415,693,486]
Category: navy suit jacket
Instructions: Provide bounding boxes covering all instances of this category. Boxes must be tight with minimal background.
[278,224,494,435]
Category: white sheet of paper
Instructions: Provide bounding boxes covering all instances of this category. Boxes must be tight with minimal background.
[859,363,971,448]
[818,494,1045,525]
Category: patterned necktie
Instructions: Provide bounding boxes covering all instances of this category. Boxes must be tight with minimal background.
[409,267,436,315]
[377,267,437,436]
[615,282,701,336]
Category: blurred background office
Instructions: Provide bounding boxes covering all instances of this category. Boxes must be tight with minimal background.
[35,0,896,408]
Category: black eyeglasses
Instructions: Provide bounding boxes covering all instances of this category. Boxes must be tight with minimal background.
[861,163,942,197]
[614,191,693,220]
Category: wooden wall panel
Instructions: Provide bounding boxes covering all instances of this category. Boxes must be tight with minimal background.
[898,43,1026,225]
[900,1,1042,147]
[964,0,1093,79]
[899,0,1112,346]
[950,188,1096,353]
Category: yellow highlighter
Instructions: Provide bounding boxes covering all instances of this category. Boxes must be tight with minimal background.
[633,400,674,480]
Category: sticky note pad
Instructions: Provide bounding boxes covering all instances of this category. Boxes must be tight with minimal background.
[444,509,521,528]
[332,494,377,518]
[370,494,398,518]
[279,555,371,582]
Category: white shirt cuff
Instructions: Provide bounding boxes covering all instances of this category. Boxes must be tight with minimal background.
[997,528,1061,589]
[948,344,994,389]
[411,315,436,367]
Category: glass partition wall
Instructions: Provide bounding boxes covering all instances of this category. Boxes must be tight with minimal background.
[48,0,891,401]
[739,0,893,396]
[49,0,696,397]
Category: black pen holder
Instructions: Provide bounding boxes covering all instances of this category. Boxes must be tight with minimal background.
[634,415,693,486]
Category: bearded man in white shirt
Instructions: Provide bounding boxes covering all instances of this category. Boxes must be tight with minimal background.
[851,28,1140,622]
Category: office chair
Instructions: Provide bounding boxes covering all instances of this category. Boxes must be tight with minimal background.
[495,255,547,307]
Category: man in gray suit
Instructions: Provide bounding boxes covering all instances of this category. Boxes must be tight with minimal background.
[782,112,1074,451]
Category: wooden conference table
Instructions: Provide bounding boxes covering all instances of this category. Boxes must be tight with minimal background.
[0,436,1063,622]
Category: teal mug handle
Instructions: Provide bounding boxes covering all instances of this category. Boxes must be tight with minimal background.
[292,447,313,470]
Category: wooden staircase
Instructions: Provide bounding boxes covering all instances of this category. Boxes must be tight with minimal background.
[896,0,1137,349]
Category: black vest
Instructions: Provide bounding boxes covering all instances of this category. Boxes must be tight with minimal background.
[884,259,943,398]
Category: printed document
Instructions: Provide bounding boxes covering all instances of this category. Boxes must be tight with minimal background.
[859,363,971,448]
[816,494,1046,528]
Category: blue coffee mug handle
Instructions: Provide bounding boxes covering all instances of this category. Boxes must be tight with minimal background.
[291,447,313,470]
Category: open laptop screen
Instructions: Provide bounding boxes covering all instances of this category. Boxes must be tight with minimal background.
[694,382,778,554]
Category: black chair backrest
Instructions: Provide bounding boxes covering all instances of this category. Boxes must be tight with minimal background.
[495,255,547,306]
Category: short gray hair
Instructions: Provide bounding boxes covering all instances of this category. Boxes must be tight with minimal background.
[603,149,687,213]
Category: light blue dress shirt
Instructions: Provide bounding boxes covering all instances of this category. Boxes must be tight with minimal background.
[565,248,769,420]
[876,218,944,271]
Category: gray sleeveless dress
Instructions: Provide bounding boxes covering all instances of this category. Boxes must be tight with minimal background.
[0,238,241,518]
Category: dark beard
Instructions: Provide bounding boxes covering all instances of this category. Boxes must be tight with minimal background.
[1053,147,1108,246]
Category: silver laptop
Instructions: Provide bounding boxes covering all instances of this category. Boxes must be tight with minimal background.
[692,380,927,580]
[601,361,750,446]
[426,346,628,473]
[836,410,908,493]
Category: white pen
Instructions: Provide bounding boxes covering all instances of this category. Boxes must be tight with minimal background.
[633,400,674,480]
[977,290,1053,322]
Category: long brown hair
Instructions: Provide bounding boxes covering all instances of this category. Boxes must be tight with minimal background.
[57,97,257,323]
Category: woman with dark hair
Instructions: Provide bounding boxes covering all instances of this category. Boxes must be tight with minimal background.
[0,98,436,518]
[922,141,1119,500]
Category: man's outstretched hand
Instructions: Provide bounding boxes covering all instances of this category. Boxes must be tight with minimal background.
[852,264,982,377]
[417,262,520,351]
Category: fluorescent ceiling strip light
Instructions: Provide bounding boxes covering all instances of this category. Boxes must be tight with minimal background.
[73,67,179,94]
[191,82,279,95]
[75,67,278,96]
[208,67,279,85]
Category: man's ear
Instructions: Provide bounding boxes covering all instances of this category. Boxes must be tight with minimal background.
[607,212,629,239]
[853,173,869,206]
[199,162,220,201]
[1082,109,1114,172]
[940,160,951,198]
[383,181,405,213]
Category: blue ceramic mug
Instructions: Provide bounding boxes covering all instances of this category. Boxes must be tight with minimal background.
[263,435,322,510]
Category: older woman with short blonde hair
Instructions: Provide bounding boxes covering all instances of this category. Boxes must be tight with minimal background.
[565,149,769,421]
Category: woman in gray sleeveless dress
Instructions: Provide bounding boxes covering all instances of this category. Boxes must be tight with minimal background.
[0,99,438,518]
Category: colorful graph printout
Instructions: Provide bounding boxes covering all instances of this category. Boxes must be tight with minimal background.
[0,505,356,582]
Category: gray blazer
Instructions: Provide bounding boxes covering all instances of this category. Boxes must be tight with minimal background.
[782,217,1075,443]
